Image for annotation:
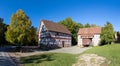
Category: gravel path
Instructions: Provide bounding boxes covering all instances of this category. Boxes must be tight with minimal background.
[10,46,91,58]
[44,46,91,54]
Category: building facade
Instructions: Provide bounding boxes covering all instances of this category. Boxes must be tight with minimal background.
[39,20,71,49]
[77,27,101,47]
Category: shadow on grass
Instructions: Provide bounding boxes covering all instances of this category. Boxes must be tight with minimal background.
[20,53,55,64]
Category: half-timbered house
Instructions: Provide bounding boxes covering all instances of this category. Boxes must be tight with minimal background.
[38,20,71,49]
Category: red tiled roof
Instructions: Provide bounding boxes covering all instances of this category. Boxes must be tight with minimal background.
[78,27,101,38]
[41,20,71,35]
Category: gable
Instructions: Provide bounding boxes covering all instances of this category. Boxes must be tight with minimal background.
[78,27,101,38]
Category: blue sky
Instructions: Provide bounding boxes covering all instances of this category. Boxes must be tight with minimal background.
[0,0,120,31]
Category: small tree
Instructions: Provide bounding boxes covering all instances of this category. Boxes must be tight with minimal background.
[5,9,31,51]
[100,22,114,45]
[29,26,38,46]
[84,23,91,28]
[0,18,8,46]
[91,24,99,27]
[59,17,83,45]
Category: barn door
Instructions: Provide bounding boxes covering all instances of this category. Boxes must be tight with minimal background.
[82,38,92,46]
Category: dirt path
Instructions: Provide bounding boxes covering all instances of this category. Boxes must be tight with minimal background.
[73,54,111,66]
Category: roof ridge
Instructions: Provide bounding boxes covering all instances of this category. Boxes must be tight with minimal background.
[41,19,71,35]
[41,19,66,27]
[78,27,101,35]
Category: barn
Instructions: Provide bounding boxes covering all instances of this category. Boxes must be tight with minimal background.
[77,27,101,47]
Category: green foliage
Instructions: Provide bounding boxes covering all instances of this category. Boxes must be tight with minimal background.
[84,23,99,28]
[100,22,114,44]
[84,23,91,28]
[0,18,8,46]
[59,17,83,45]
[90,24,99,27]
[20,53,76,66]
[5,9,31,46]
[28,26,38,46]
[82,44,120,66]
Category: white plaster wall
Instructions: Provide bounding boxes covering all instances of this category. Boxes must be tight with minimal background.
[39,21,48,44]
[38,21,44,44]
[78,35,83,47]
[92,34,100,46]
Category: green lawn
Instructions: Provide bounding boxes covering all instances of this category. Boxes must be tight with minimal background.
[82,44,120,66]
[20,53,77,66]
[20,44,120,66]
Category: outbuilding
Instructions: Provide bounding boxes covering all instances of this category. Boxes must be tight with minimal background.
[77,27,101,47]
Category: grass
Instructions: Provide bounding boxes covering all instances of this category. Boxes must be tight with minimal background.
[20,53,77,66]
[20,44,120,66]
[82,44,120,66]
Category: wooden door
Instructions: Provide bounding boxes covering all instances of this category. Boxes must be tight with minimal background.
[82,38,92,45]
[62,41,65,47]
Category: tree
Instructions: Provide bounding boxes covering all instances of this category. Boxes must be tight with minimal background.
[5,9,31,48]
[0,18,8,46]
[91,24,99,27]
[84,23,99,28]
[72,23,83,44]
[29,26,38,46]
[59,17,83,45]
[100,22,114,45]
[84,23,91,28]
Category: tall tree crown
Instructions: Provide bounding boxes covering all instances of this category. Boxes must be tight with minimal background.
[100,22,114,44]
[59,17,83,45]
[5,9,31,45]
